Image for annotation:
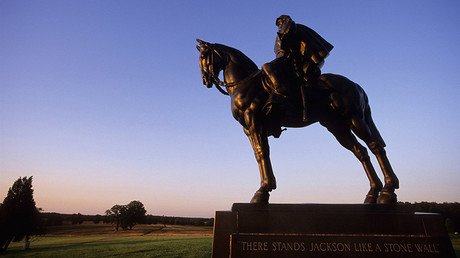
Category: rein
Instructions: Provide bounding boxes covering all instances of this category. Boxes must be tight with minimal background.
[209,49,261,96]
[208,49,229,95]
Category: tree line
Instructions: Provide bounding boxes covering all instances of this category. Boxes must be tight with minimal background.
[40,212,214,227]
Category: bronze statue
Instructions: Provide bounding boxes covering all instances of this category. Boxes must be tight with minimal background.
[196,16,399,205]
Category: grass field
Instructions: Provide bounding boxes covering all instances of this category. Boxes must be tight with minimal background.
[3,223,213,257]
[3,235,212,257]
[2,223,459,257]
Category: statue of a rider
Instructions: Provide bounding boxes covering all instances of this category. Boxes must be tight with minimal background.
[262,15,334,121]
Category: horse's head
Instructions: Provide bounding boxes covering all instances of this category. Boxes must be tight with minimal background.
[196,39,226,88]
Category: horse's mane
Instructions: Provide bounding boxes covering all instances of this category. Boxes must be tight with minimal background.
[213,43,259,71]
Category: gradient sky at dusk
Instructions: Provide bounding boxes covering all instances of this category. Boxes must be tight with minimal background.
[1,1,459,217]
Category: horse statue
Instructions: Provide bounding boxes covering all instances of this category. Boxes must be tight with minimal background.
[196,39,399,204]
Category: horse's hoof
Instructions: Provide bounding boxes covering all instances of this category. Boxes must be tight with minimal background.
[377,191,397,204]
[364,188,380,204]
[364,194,378,204]
[250,190,270,204]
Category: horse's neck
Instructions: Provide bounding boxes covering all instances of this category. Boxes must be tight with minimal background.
[224,61,258,86]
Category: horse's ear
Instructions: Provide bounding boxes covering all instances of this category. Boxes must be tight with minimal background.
[196,38,205,46]
[196,38,210,47]
[196,45,201,51]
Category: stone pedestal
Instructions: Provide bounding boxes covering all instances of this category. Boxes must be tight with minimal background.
[212,203,456,257]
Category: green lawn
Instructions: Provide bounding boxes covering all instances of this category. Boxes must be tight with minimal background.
[2,235,212,258]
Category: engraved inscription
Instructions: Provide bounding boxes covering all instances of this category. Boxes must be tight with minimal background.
[414,243,440,253]
[272,241,306,251]
[241,241,269,251]
[231,234,448,257]
[309,242,351,252]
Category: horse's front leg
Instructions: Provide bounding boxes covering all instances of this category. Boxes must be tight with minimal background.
[243,116,276,204]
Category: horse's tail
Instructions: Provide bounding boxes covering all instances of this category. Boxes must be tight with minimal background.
[364,95,386,147]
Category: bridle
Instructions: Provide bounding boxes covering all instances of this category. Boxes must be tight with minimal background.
[202,45,261,96]
[207,48,230,95]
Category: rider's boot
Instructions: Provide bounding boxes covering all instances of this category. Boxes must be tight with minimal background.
[262,63,286,114]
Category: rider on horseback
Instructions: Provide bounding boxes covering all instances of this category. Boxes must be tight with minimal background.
[262,15,334,121]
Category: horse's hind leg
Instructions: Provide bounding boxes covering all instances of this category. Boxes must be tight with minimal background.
[371,144,399,204]
[351,113,399,204]
[325,124,383,203]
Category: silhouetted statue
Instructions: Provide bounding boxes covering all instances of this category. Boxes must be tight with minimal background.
[196,16,399,205]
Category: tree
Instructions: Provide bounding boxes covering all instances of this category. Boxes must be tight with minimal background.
[0,177,41,251]
[125,201,146,229]
[105,204,126,231]
[105,200,146,230]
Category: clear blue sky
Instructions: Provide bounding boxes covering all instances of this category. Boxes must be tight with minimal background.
[1,1,459,217]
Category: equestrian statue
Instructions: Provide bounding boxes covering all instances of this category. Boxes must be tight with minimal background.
[196,15,399,204]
